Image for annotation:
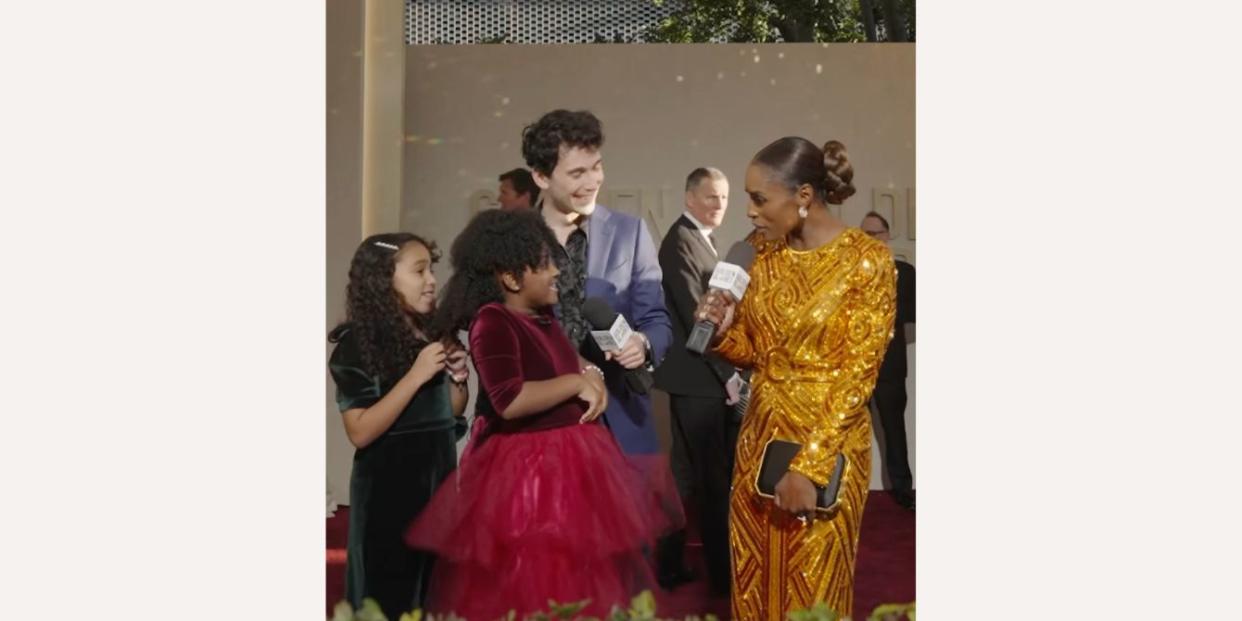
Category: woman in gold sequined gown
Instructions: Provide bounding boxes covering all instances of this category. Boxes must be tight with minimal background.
[697,138,896,620]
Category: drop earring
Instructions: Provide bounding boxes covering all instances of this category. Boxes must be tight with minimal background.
[798,205,809,219]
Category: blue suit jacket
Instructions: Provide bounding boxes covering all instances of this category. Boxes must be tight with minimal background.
[563,204,672,454]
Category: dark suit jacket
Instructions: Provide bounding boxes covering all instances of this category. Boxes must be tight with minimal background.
[653,214,735,398]
[878,259,915,381]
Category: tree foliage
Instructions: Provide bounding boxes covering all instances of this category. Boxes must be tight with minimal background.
[643,0,914,43]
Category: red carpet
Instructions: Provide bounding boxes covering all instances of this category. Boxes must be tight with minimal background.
[326,491,914,619]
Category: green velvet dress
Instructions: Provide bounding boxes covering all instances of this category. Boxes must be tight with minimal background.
[329,326,465,620]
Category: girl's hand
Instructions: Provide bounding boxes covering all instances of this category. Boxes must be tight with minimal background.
[577,369,608,424]
[444,342,469,384]
[409,342,447,386]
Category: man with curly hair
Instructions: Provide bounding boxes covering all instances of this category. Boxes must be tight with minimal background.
[520,109,673,456]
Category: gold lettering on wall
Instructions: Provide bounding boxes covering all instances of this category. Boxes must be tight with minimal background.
[905,188,915,240]
[871,188,898,232]
[469,190,498,215]
[872,188,916,241]
[605,188,643,219]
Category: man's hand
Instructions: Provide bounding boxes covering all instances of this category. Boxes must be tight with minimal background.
[605,332,648,370]
[725,372,744,406]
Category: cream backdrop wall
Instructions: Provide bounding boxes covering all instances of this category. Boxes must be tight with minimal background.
[327,42,915,504]
[326,0,365,511]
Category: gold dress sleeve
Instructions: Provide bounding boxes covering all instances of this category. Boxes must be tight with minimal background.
[713,289,754,369]
[714,232,773,369]
[787,244,897,486]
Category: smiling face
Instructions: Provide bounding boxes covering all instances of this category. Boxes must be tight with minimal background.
[520,247,561,308]
[501,245,561,312]
[391,241,438,314]
[534,145,604,217]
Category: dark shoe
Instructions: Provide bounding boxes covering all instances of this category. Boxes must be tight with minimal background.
[891,489,915,511]
[657,567,695,590]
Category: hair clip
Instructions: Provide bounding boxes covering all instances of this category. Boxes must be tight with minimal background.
[373,241,399,251]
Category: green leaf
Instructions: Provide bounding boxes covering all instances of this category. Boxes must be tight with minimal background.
[331,600,356,621]
[546,598,591,618]
[866,602,915,621]
[788,602,840,621]
[628,590,657,618]
[355,598,389,621]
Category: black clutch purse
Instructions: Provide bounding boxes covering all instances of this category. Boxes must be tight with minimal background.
[754,439,847,514]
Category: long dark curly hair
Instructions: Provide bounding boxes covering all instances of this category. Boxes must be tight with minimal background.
[329,232,441,383]
[431,209,559,337]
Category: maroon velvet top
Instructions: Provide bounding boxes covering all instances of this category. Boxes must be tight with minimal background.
[469,302,588,433]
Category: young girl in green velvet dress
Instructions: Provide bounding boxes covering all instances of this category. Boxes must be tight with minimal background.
[327,232,469,620]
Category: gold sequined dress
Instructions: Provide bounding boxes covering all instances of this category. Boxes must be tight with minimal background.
[715,228,896,620]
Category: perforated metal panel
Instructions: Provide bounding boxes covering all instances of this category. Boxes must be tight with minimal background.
[405,0,679,45]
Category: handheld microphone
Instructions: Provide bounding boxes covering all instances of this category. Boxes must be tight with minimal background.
[581,297,655,395]
[687,241,756,356]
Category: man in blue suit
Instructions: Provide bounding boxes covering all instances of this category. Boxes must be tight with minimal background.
[521,109,672,454]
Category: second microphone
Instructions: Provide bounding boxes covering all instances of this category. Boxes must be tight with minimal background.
[581,297,655,395]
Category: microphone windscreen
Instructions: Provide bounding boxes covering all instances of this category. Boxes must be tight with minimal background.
[581,297,620,330]
[722,240,756,270]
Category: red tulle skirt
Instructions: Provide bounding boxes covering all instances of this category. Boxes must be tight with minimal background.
[405,421,683,620]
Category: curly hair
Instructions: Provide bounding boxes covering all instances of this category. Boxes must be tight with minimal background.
[752,137,857,205]
[329,232,441,383]
[431,209,560,337]
[520,109,604,176]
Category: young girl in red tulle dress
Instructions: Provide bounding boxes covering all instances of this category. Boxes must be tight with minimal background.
[406,208,681,619]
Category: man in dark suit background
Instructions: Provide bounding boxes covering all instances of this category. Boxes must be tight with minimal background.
[497,167,539,211]
[654,167,742,596]
[861,211,916,511]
